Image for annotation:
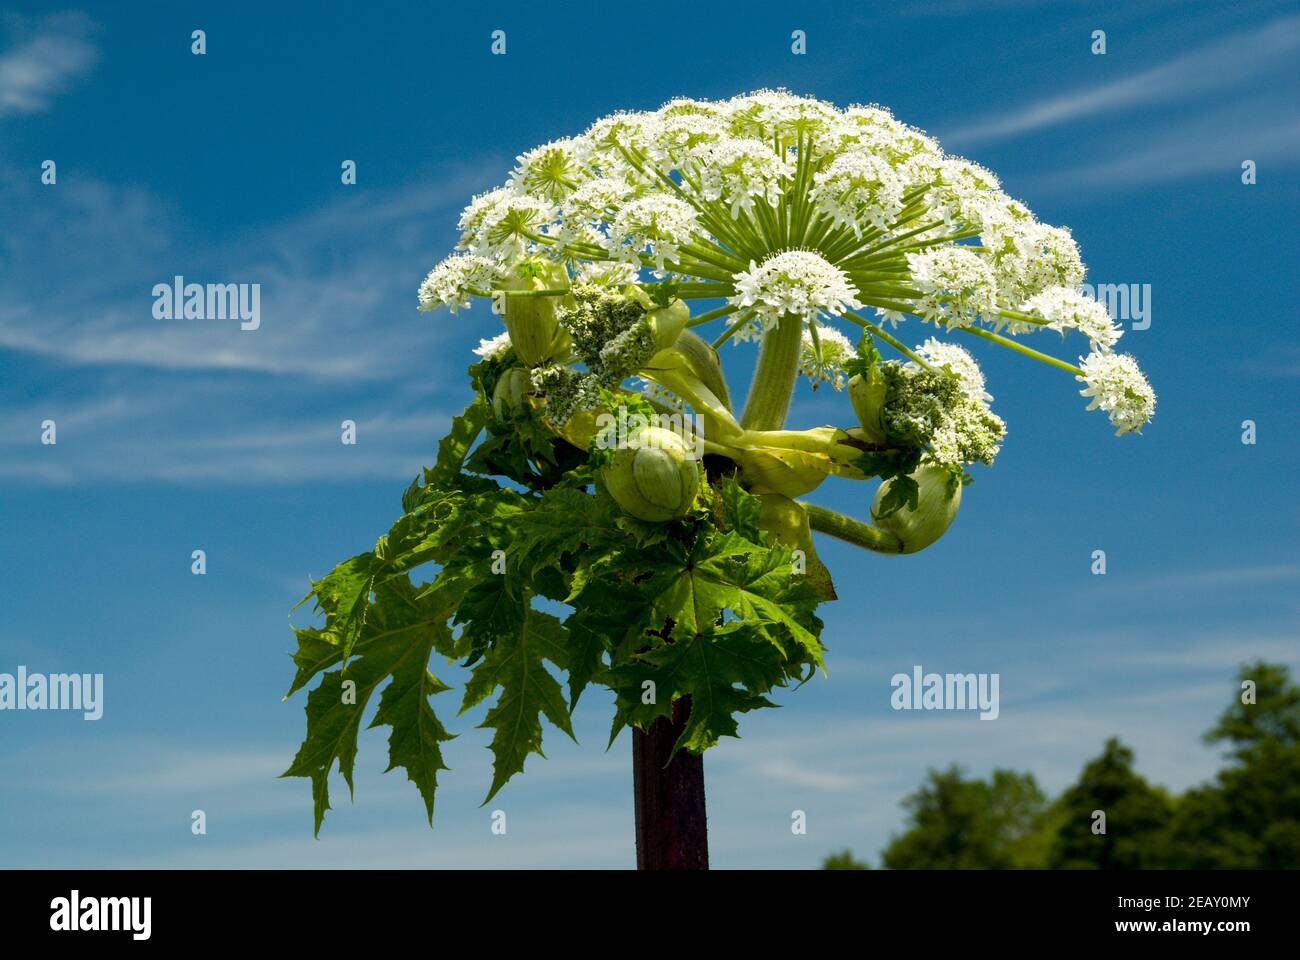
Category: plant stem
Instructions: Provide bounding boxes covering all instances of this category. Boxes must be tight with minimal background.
[740,313,803,431]
[801,502,903,554]
[955,325,1085,376]
[633,697,709,870]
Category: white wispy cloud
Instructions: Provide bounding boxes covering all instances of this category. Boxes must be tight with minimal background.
[0,158,511,484]
[944,14,1300,146]
[1021,111,1300,191]
[1124,563,1300,591]
[0,170,495,379]
[0,12,97,118]
[0,383,455,484]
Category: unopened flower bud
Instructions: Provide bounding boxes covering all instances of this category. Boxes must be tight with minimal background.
[492,367,532,419]
[500,262,574,366]
[870,463,962,554]
[602,425,700,522]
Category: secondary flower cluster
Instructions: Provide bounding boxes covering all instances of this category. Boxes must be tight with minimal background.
[418,90,1154,438]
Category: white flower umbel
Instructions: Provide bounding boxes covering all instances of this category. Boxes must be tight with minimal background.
[574,260,641,287]
[418,254,498,313]
[1077,351,1156,435]
[1021,286,1122,351]
[473,331,512,359]
[688,137,793,218]
[913,337,992,403]
[511,137,588,201]
[906,246,998,327]
[839,104,939,163]
[726,89,840,143]
[731,250,861,332]
[883,359,1005,467]
[930,158,1003,229]
[456,188,555,260]
[607,195,704,273]
[649,111,728,163]
[997,222,1085,305]
[799,323,855,390]
[562,176,635,225]
[810,153,906,234]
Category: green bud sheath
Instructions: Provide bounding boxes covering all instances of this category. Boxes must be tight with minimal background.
[646,299,690,353]
[661,330,731,410]
[848,367,888,443]
[602,425,700,522]
[756,494,836,600]
[492,367,532,419]
[871,463,962,553]
[501,263,574,366]
[735,445,832,498]
[633,447,685,512]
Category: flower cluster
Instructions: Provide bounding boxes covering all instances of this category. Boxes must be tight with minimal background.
[1076,351,1157,435]
[1020,286,1122,351]
[418,253,497,314]
[799,323,856,390]
[732,250,861,336]
[417,89,1155,437]
[533,285,663,424]
[879,356,1006,468]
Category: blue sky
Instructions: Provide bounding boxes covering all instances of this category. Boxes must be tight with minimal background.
[1,0,1297,868]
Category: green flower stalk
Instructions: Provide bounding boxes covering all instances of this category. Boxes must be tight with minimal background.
[284,92,1162,850]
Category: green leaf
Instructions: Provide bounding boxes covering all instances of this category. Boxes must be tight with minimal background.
[283,577,457,835]
[876,471,920,517]
[369,626,456,825]
[842,331,882,379]
[716,476,763,542]
[288,552,376,685]
[649,530,824,664]
[564,575,654,709]
[610,623,789,755]
[460,609,576,803]
[424,394,490,491]
[602,523,825,756]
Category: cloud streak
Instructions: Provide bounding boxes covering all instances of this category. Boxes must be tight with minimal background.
[0,13,97,118]
[944,15,1300,146]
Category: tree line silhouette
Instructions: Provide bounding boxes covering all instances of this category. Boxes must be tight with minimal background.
[824,661,1300,869]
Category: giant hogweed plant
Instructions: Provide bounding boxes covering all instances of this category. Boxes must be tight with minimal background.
[283,91,1155,837]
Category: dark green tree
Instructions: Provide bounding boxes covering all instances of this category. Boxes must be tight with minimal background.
[881,766,1051,869]
[1165,661,1300,868]
[822,849,870,870]
[1047,737,1172,869]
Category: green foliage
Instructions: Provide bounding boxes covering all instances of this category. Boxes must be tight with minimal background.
[852,448,922,517]
[283,360,830,833]
[842,330,882,381]
[1047,738,1173,869]
[822,849,870,870]
[1164,661,1300,868]
[880,766,1051,869]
